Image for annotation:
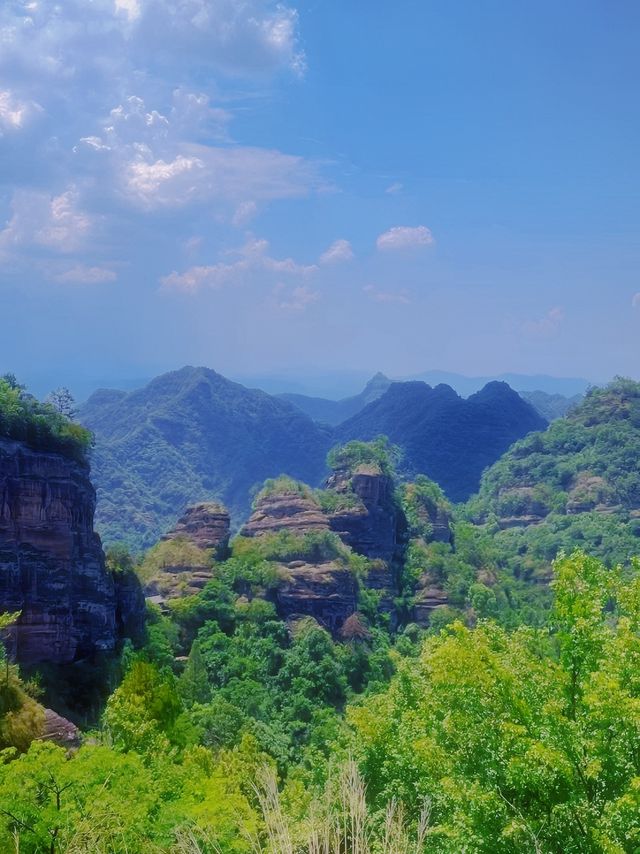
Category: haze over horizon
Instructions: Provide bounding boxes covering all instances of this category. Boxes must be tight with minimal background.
[1,1,639,388]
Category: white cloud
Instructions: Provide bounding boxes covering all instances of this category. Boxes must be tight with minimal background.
[385,182,403,195]
[363,284,410,304]
[76,93,323,210]
[232,201,258,227]
[53,265,117,284]
[0,2,321,275]
[161,236,317,293]
[133,0,306,77]
[0,89,42,133]
[0,188,93,255]
[114,0,141,22]
[376,225,434,251]
[276,284,319,311]
[632,293,640,309]
[523,306,565,337]
[0,1,304,87]
[124,153,205,208]
[319,238,354,265]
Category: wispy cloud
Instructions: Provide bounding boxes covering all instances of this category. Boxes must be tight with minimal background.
[522,306,565,337]
[0,89,42,134]
[53,265,117,285]
[319,239,354,265]
[232,201,258,227]
[0,188,94,255]
[0,1,317,274]
[385,182,403,195]
[376,225,434,251]
[161,236,317,294]
[363,285,411,304]
[275,283,320,311]
[632,293,640,309]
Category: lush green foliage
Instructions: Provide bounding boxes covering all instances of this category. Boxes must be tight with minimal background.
[462,378,640,587]
[0,378,92,463]
[252,476,314,507]
[3,551,640,852]
[352,552,640,852]
[474,378,640,516]
[326,436,398,477]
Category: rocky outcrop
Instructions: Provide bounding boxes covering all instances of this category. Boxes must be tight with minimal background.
[413,583,449,626]
[274,560,358,634]
[162,502,230,555]
[241,492,329,538]
[240,469,405,634]
[326,466,398,561]
[114,567,146,645]
[0,439,144,665]
[41,708,81,751]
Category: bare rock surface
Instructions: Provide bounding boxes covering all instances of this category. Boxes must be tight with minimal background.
[241,492,330,538]
[41,708,82,750]
[0,439,144,664]
[162,502,230,554]
[274,561,358,635]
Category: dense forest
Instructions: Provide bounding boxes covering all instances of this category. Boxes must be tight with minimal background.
[1,378,640,852]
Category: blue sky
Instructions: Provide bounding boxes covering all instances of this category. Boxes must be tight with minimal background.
[0,0,639,396]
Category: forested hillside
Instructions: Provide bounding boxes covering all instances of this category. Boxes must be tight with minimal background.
[466,378,640,582]
[336,380,547,501]
[2,378,640,852]
[80,367,331,549]
[81,369,547,550]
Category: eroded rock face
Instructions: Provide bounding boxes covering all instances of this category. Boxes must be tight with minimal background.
[41,708,81,751]
[241,492,330,538]
[274,561,358,634]
[239,470,406,634]
[326,467,398,562]
[0,439,143,665]
[413,583,449,626]
[162,502,231,555]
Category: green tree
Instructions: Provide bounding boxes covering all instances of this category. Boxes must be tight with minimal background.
[178,640,210,707]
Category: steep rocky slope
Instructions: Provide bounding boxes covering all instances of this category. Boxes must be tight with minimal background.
[0,438,143,665]
[336,381,547,502]
[140,502,231,599]
[162,502,231,555]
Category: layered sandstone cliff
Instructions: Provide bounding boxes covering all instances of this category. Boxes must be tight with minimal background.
[162,502,231,555]
[239,467,403,634]
[0,439,144,665]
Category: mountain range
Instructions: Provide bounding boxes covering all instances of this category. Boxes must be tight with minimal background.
[335,380,547,502]
[80,366,547,548]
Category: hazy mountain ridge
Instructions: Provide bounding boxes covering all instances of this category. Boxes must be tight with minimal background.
[81,367,548,548]
[81,367,332,549]
[335,380,547,502]
[277,372,392,425]
[277,373,583,427]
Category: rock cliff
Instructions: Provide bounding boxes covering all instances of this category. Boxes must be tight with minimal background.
[0,439,143,665]
[241,492,329,538]
[326,466,398,561]
[240,467,404,633]
[162,502,231,555]
[274,560,358,634]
